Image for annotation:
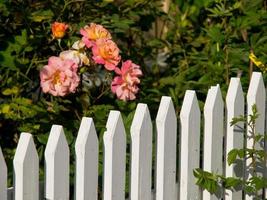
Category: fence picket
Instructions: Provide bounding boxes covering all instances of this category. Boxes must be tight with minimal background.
[203,85,224,200]
[179,90,201,200]
[156,96,177,200]
[225,78,244,200]
[0,146,7,200]
[13,133,39,200]
[130,103,152,200]
[75,117,98,200]
[45,125,69,200]
[103,111,126,200]
[246,72,266,200]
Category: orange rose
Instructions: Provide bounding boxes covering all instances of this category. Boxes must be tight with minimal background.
[52,22,69,39]
[92,38,121,70]
[80,23,112,48]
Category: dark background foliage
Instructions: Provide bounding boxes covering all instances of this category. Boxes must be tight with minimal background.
[0,0,267,198]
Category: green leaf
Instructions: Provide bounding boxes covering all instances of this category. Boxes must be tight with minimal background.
[224,177,242,189]
[230,115,246,126]
[2,86,19,96]
[255,134,263,142]
[237,149,245,159]
[0,50,16,69]
[227,149,238,165]
[15,29,27,46]
[249,176,267,191]
[1,104,10,114]
[193,168,219,194]
[252,104,258,115]
[30,10,54,22]
[37,134,49,145]
[204,26,224,43]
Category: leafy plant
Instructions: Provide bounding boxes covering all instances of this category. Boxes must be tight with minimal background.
[194,104,267,199]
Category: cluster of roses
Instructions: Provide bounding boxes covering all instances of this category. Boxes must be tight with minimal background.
[40,22,142,101]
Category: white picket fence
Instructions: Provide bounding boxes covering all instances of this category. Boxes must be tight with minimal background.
[0,72,266,200]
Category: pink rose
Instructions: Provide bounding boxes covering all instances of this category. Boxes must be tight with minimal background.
[80,23,112,48]
[111,60,142,101]
[40,56,80,96]
[92,39,121,70]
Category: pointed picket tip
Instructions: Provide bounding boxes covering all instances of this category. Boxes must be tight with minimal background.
[45,125,69,157]
[203,84,224,199]
[204,84,223,113]
[130,103,152,200]
[245,72,265,200]
[75,117,98,154]
[0,146,7,200]
[156,96,177,200]
[75,117,98,200]
[45,125,69,200]
[104,111,125,140]
[131,103,152,136]
[13,132,39,200]
[156,96,176,125]
[247,72,265,101]
[180,90,200,119]
[225,78,244,200]
[13,133,38,166]
[226,78,244,106]
[246,71,265,135]
[103,110,126,200]
[179,90,201,200]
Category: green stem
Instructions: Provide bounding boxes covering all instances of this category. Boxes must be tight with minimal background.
[251,122,256,177]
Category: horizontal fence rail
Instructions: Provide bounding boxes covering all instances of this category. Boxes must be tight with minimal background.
[0,72,266,200]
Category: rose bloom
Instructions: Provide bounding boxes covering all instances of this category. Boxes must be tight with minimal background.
[52,22,68,39]
[72,40,86,50]
[59,40,89,67]
[92,38,121,70]
[80,23,111,48]
[40,56,80,96]
[111,60,142,101]
[60,50,89,67]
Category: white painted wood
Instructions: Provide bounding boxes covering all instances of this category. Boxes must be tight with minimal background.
[45,125,69,200]
[0,146,7,200]
[225,78,244,200]
[75,117,98,200]
[179,90,201,200]
[203,85,224,200]
[156,96,177,200]
[130,103,152,200]
[246,72,266,200]
[7,187,13,200]
[13,133,39,200]
[103,111,126,200]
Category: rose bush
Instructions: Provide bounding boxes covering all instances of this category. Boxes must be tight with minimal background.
[40,22,142,100]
